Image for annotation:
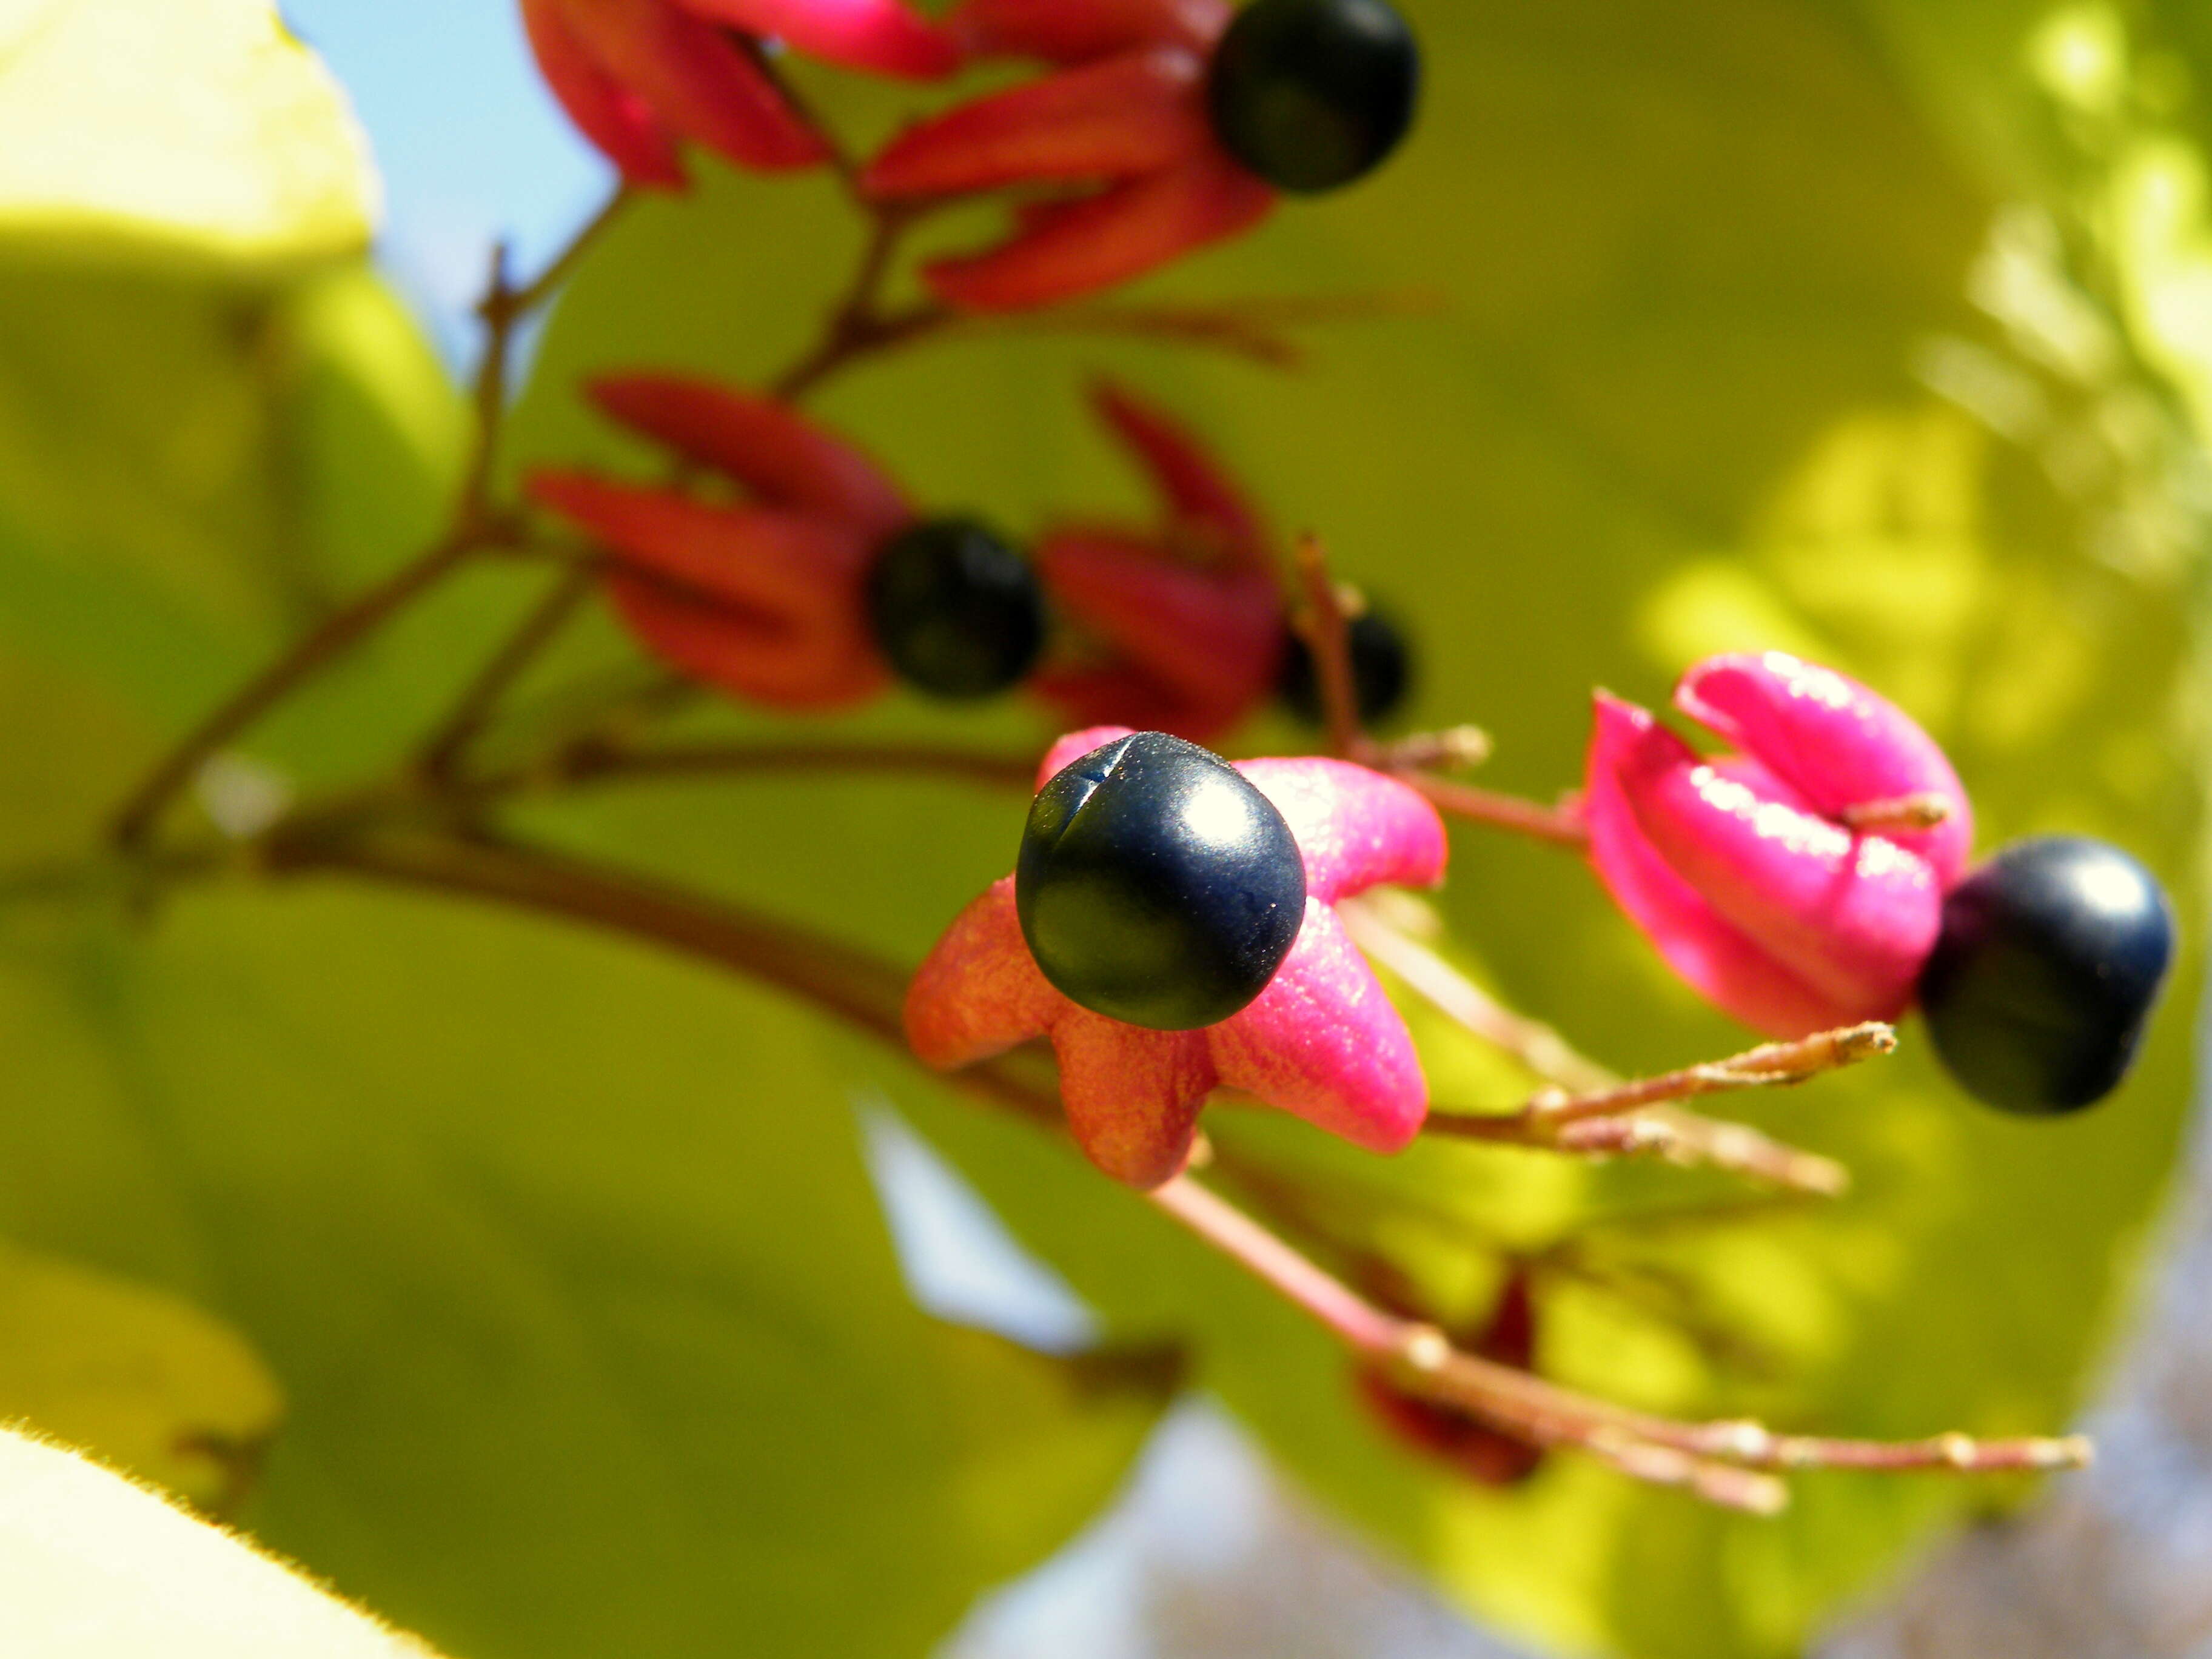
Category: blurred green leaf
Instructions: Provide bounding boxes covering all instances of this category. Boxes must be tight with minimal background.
[0,0,375,272]
[0,1241,283,1514]
[0,1426,445,1657]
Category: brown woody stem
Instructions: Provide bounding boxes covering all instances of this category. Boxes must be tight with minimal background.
[109,187,632,852]
[417,563,598,781]
[469,737,1041,802]
[1289,532,1366,760]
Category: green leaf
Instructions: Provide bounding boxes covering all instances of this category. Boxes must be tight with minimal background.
[498,1,2207,1654]
[0,0,376,272]
[0,1241,283,1514]
[0,1426,445,1657]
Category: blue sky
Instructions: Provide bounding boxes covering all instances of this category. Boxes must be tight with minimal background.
[283,0,609,355]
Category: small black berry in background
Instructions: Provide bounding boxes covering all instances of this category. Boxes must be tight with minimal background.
[1208,0,1419,193]
[1919,836,2174,1115]
[865,517,1045,699]
[1280,608,1413,726]
[1017,731,1307,1030]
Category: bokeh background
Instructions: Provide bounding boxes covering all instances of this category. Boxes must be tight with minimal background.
[279,3,2212,1654]
[3,0,2211,1654]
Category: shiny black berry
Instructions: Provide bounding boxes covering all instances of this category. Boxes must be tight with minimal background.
[1017,731,1307,1030]
[1208,0,1419,194]
[1280,608,1413,726]
[1919,836,2174,1115]
[865,518,1045,699]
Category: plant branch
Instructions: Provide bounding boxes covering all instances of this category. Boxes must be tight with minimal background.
[1409,773,1590,848]
[1435,1023,1897,1133]
[1339,896,1615,1091]
[417,563,598,782]
[242,812,2086,1511]
[471,736,1041,802]
[1147,1175,2086,1513]
[1342,897,1848,1193]
[1289,532,1365,759]
[110,189,632,853]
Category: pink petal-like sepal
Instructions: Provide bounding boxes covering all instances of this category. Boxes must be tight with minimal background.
[917,149,1276,312]
[528,376,920,714]
[535,0,980,185]
[858,0,1271,312]
[950,0,1230,62]
[588,375,910,536]
[1585,654,1972,1038]
[1032,387,1286,741]
[1091,380,1269,564]
[907,732,1449,1187]
[551,0,829,176]
[863,50,1209,197]
[682,0,960,77]
[522,0,689,189]
[1675,651,1972,884]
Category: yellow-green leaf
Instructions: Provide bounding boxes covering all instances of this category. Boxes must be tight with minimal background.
[0,0,377,272]
[0,1241,283,1513]
[0,1427,442,1657]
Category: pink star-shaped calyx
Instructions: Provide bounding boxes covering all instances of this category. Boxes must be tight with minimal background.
[906,725,1449,1187]
[1585,651,1973,1037]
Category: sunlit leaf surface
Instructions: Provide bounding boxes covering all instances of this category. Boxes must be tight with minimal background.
[0,1427,443,1658]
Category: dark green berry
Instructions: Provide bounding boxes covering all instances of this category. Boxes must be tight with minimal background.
[1919,836,2173,1115]
[1208,0,1419,193]
[1017,731,1306,1030]
[865,517,1044,699]
[1280,608,1413,726]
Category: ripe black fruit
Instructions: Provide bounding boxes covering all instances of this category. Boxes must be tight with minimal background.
[1207,0,1419,193]
[1919,836,2173,1114]
[865,518,1045,699]
[1017,731,1307,1030]
[1280,608,1413,726]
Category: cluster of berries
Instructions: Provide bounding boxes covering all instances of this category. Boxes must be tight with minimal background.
[906,657,2173,1188]
[523,0,1420,309]
[529,375,1412,737]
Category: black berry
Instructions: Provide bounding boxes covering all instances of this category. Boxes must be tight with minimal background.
[1208,0,1419,194]
[1017,731,1307,1030]
[1919,836,2173,1115]
[865,517,1045,699]
[1280,608,1413,726]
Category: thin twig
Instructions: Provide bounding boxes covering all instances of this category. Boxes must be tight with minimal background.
[1344,899,1850,1194]
[1369,725,1493,773]
[771,207,950,403]
[1339,896,1614,1091]
[939,290,1446,368]
[1840,793,1955,833]
[417,563,597,781]
[1409,774,1590,848]
[1289,533,1363,759]
[469,736,1041,802]
[110,187,631,853]
[1148,1177,2088,1512]
[243,816,2088,1510]
[1440,1023,1897,1133]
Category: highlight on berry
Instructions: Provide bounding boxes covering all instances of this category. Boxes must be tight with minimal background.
[1016,731,1307,1030]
